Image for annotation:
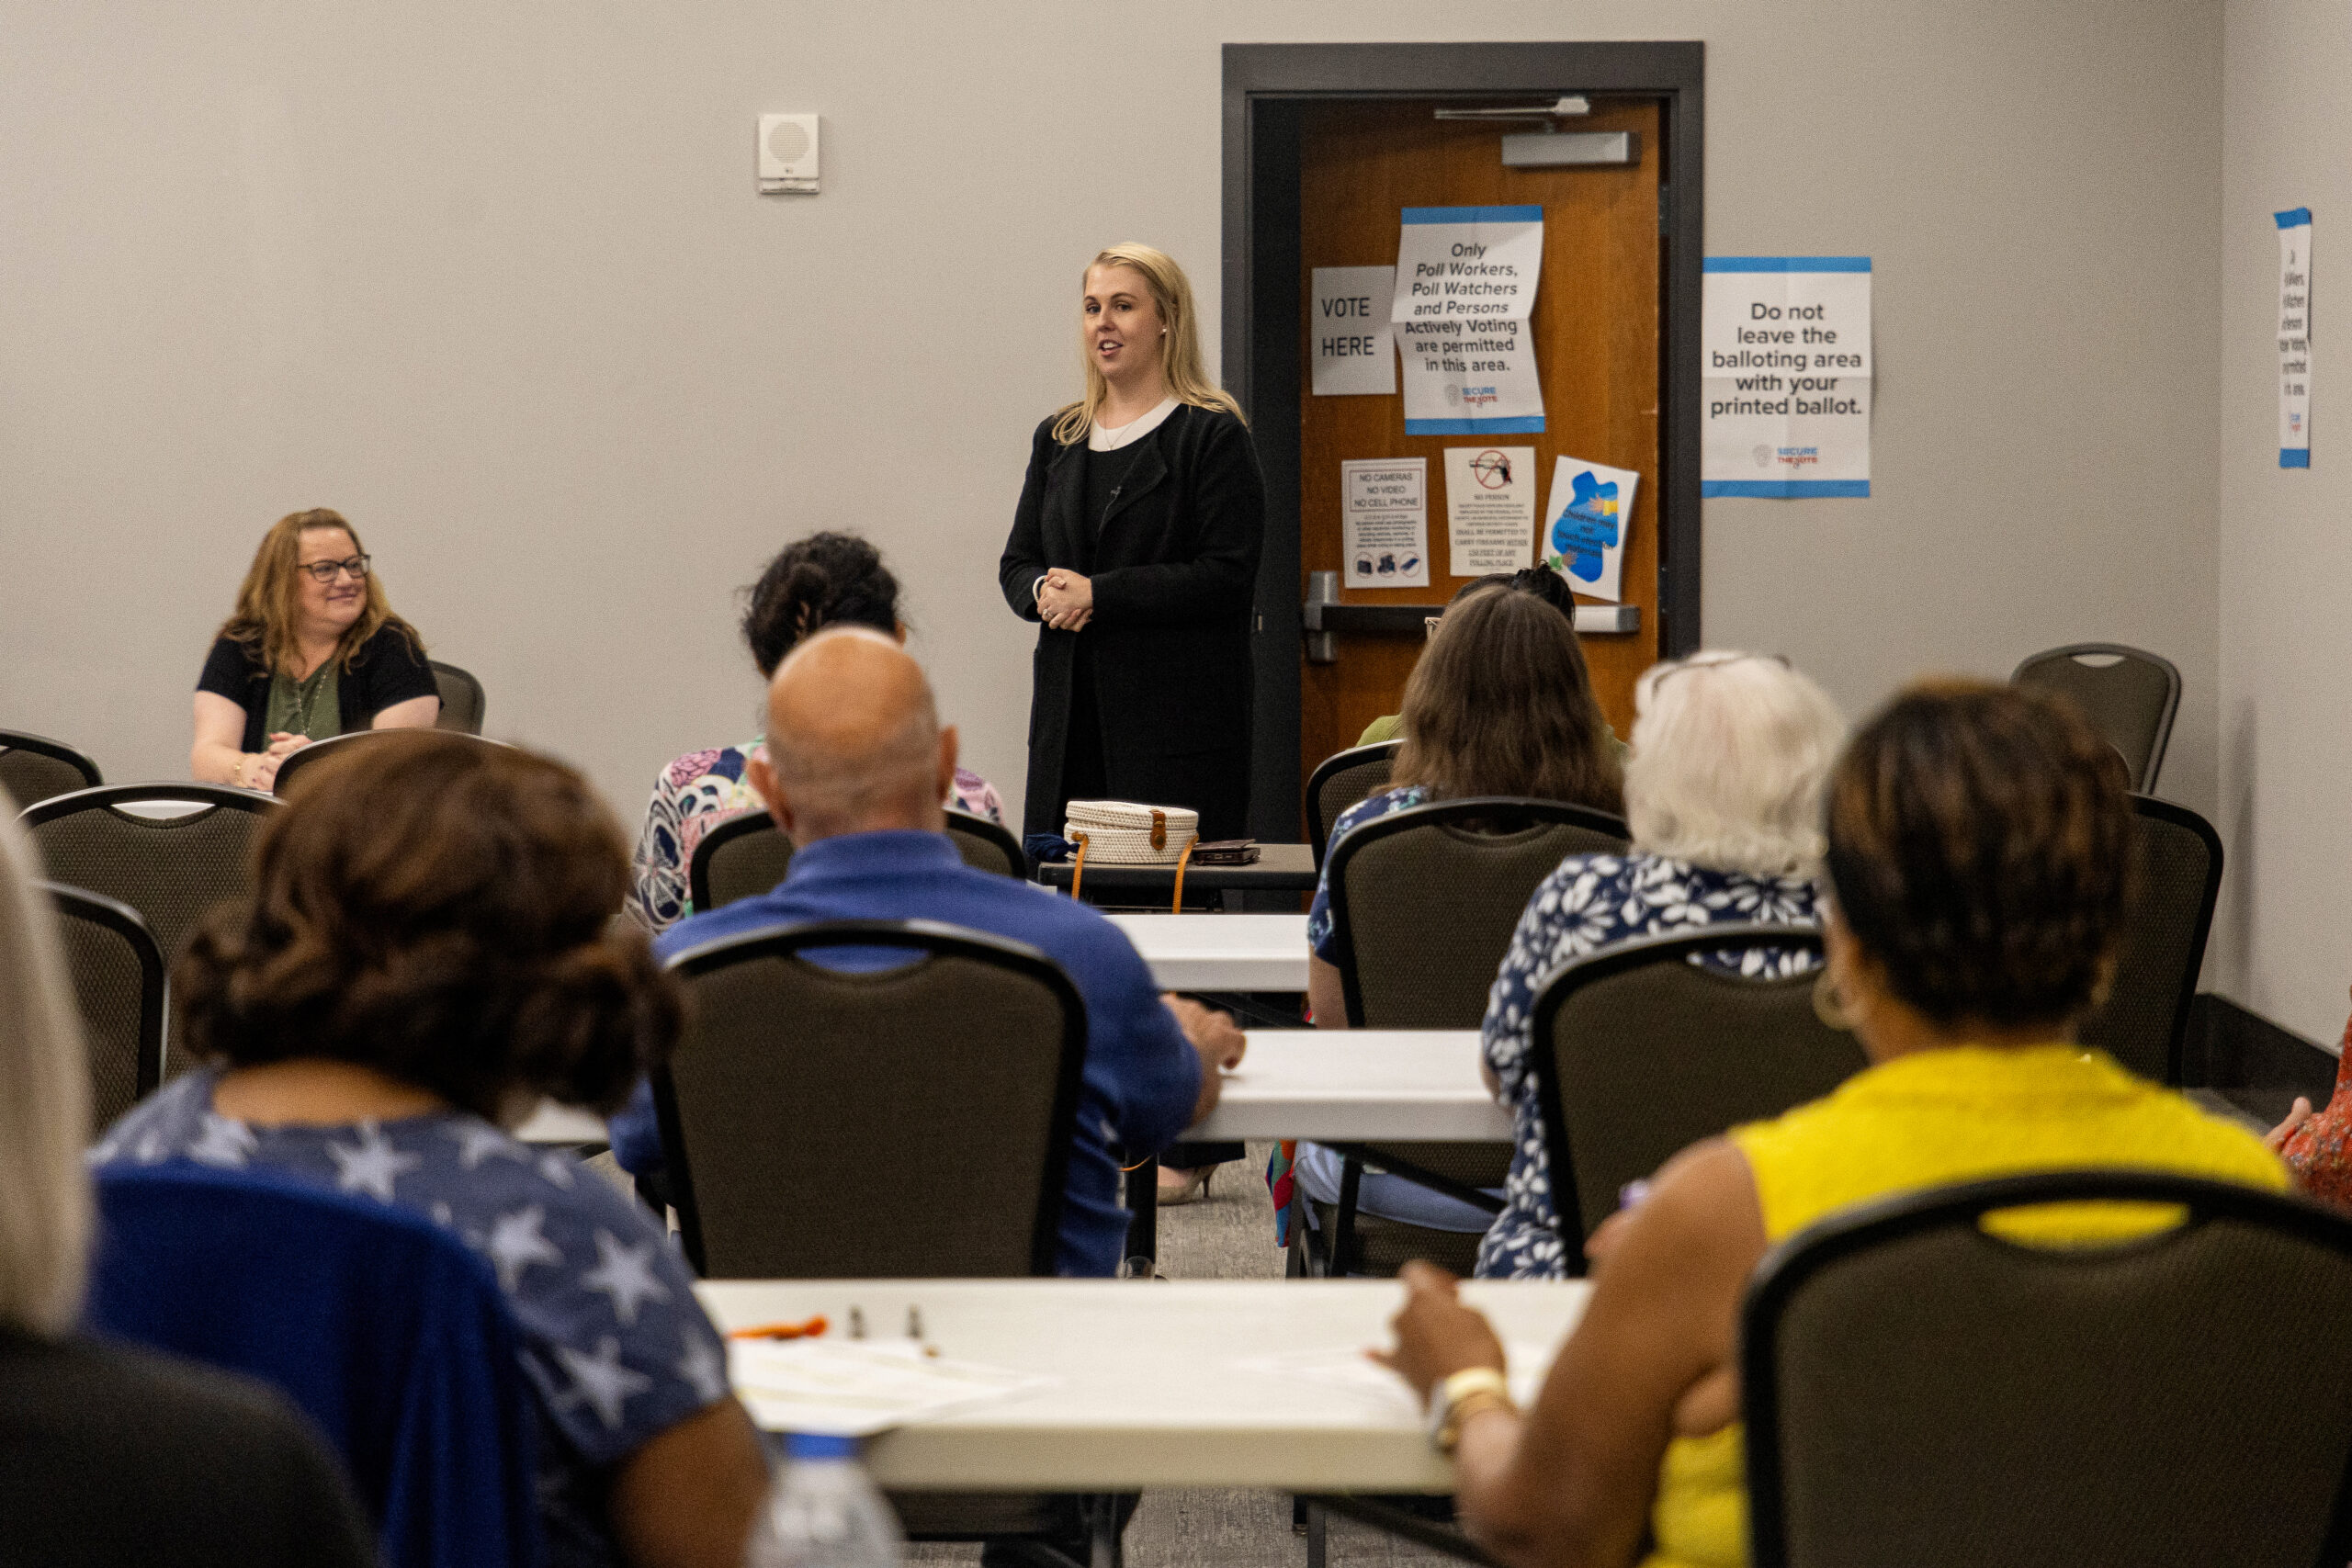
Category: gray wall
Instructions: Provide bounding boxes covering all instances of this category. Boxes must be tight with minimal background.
[3,2,2223,857]
[2216,0,2350,1043]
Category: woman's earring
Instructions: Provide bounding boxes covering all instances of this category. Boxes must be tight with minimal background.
[1812,971,1856,1032]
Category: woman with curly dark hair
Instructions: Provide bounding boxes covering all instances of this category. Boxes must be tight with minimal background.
[1375,679,2286,1568]
[93,732,769,1568]
[627,532,1006,930]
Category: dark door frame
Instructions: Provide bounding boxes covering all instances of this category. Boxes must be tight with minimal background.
[1223,40,1706,842]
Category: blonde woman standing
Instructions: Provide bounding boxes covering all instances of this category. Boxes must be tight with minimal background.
[998,243,1267,843]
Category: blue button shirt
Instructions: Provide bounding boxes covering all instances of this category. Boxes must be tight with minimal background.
[609,829,1202,1277]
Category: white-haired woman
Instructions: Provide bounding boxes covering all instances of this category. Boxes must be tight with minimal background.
[1475,651,1847,1280]
[0,811,375,1564]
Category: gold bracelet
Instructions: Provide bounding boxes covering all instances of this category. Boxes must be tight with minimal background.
[1430,1366,1516,1455]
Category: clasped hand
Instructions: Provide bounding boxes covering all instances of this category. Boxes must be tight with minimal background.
[1038,570,1093,632]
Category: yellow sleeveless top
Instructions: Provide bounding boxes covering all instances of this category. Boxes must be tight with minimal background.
[1639,1044,2287,1568]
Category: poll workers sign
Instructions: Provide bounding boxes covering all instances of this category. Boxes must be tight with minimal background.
[1310,267,1396,396]
[2278,209,2312,468]
[1390,206,1545,436]
[1701,257,1871,498]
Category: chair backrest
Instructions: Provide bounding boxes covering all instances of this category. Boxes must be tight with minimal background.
[1306,741,1402,867]
[428,661,487,735]
[1743,1171,2352,1568]
[1327,795,1630,1028]
[271,728,509,795]
[86,1162,541,1568]
[19,785,277,980]
[1531,925,1863,1248]
[39,882,164,1130]
[689,810,795,913]
[944,809,1027,879]
[0,728,103,809]
[655,919,1087,1279]
[2012,642,2181,791]
[2076,795,2222,1084]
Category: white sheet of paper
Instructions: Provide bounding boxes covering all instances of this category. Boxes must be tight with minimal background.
[2279,209,2312,467]
[1236,1343,1555,1416]
[1442,446,1537,573]
[728,1339,1057,1438]
[1391,207,1544,435]
[1311,266,1397,396]
[1341,458,1430,589]
[1541,456,1640,604]
[1700,259,1871,497]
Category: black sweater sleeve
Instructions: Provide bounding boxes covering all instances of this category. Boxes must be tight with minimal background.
[998,417,1060,623]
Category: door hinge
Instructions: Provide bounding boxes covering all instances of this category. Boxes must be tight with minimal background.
[1657,184,1671,236]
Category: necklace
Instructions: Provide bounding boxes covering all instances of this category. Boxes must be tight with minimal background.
[1091,394,1177,452]
[287,660,333,737]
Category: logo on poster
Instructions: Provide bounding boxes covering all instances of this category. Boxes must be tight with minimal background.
[1469,451,1513,488]
[2290,410,2304,435]
[1461,386,1500,410]
[1776,447,1820,468]
[1751,445,1773,468]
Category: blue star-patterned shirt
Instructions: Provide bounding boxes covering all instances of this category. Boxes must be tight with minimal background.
[93,1073,729,1568]
[1474,852,1820,1280]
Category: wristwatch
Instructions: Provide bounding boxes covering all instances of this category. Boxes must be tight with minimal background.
[1428,1366,1515,1455]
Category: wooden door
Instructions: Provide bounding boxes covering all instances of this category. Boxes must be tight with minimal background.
[1297,98,1663,787]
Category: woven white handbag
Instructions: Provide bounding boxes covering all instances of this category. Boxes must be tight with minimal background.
[1063,800,1200,865]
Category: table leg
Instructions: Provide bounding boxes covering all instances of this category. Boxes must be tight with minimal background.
[1124,1157,1158,1273]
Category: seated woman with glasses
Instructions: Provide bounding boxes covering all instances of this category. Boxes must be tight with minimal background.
[191,508,439,792]
[1379,680,2285,1568]
[1474,650,1846,1280]
[96,732,770,1568]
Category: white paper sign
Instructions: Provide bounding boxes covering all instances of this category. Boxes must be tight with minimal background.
[2279,208,2312,468]
[1311,266,1397,396]
[1340,458,1429,588]
[1391,206,1545,435]
[1541,456,1640,604]
[1442,446,1537,573]
[1701,258,1871,497]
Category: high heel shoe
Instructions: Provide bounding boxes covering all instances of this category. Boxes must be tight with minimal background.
[1156,1166,1214,1206]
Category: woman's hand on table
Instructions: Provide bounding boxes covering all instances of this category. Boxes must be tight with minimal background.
[1374,1260,1507,1406]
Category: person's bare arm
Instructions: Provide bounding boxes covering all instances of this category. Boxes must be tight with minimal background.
[1307,955,1348,1029]
[1166,994,1246,1123]
[1381,1138,1767,1568]
[607,1397,771,1568]
[370,694,440,730]
[193,693,255,784]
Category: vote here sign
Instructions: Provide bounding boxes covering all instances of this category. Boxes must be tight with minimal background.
[1311,266,1397,396]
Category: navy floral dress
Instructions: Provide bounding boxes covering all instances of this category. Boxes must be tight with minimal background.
[1475,852,1820,1280]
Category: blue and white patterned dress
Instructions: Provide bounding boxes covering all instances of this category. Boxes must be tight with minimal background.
[1475,852,1820,1280]
[93,1074,730,1568]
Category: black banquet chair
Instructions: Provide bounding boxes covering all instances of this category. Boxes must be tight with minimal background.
[0,728,103,809]
[1530,925,1863,1262]
[1744,1171,2352,1568]
[428,660,487,736]
[2012,643,2180,792]
[40,882,165,1130]
[1305,740,1402,868]
[1299,796,1629,1278]
[2077,795,2222,1085]
[270,727,508,795]
[18,783,277,978]
[690,809,1025,916]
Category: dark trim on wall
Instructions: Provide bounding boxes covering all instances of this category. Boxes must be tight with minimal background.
[2186,991,2338,1124]
[1223,41,1707,842]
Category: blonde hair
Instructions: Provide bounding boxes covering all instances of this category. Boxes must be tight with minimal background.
[1051,243,1244,446]
[1624,650,1847,878]
[216,508,424,677]
[0,804,92,1335]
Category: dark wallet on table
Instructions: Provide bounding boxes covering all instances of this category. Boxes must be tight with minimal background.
[1187,839,1260,866]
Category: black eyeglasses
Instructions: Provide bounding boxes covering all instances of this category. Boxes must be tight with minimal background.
[299,555,371,584]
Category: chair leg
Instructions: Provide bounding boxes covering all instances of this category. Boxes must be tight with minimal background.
[1086,1494,1124,1568]
[1123,1158,1159,1274]
[1334,1156,1364,1278]
[1305,1498,1328,1568]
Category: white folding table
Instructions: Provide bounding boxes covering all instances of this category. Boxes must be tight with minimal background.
[696,1277,1587,1491]
[1107,913,1309,992]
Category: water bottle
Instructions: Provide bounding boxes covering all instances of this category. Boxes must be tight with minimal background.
[747,1433,905,1568]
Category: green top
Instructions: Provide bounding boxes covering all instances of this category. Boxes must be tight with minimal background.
[1355,711,1630,759]
[265,660,343,742]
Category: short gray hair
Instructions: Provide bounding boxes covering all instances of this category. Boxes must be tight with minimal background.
[1624,651,1846,878]
[0,806,91,1335]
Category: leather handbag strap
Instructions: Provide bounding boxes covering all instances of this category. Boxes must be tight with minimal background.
[1069,830,1089,900]
[1170,833,1198,913]
[1149,809,1167,852]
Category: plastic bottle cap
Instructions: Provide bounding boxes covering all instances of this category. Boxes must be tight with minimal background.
[785,1432,860,1461]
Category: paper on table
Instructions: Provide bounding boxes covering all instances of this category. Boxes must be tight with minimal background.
[1237,1344,1554,1414]
[729,1339,1059,1437]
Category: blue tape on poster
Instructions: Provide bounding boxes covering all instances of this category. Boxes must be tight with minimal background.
[1702,479,1872,499]
[2282,448,2312,468]
[1402,205,1543,225]
[2278,208,2313,229]
[1703,256,1871,273]
[1404,416,1547,435]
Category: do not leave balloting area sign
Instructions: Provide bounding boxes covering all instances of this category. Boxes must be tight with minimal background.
[1700,257,1871,498]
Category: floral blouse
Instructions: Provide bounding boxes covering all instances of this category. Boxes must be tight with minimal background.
[1475,852,1820,1280]
[627,736,1006,931]
[1305,784,1436,964]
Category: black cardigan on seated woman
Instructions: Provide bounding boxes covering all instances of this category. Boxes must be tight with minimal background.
[196,624,438,754]
[997,401,1266,840]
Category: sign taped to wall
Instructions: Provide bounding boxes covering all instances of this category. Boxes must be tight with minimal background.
[2279,208,2312,468]
[1341,458,1429,589]
[1442,446,1538,572]
[1701,257,1871,498]
[1311,266,1397,396]
[1541,455,1639,604]
[1390,206,1544,435]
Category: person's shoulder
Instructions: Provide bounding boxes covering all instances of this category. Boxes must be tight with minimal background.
[89,1073,212,1165]
[1335,784,1429,834]
[353,618,427,668]
[653,896,776,964]
[198,633,262,687]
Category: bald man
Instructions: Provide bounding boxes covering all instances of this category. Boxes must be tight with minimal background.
[609,627,1245,1279]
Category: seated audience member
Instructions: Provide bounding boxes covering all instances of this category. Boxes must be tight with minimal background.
[1476,651,1846,1279]
[1287,587,1624,1236]
[96,733,769,1568]
[629,532,1006,931]
[1353,567,1624,757]
[0,798,377,1565]
[1379,680,2286,1568]
[192,508,439,791]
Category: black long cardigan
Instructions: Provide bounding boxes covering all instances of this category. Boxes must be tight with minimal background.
[998,402,1266,840]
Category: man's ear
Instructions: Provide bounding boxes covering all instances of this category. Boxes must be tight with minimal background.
[937,725,960,801]
[748,751,796,837]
